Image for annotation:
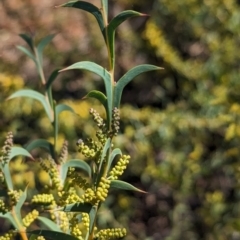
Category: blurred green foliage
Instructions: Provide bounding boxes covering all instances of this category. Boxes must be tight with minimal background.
[2,0,240,239]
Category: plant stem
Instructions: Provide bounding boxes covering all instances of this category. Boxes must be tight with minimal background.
[11,209,28,240]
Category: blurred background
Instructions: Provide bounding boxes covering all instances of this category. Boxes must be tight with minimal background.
[1,0,240,239]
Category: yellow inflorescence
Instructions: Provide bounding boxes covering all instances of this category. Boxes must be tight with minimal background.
[31,193,55,206]
[96,177,111,201]
[51,211,69,232]
[58,188,83,205]
[0,230,17,240]
[1,132,13,165]
[8,190,22,206]
[58,140,68,164]
[22,209,39,227]
[82,188,96,203]
[0,199,8,214]
[36,236,46,240]
[109,155,130,180]
[95,228,127,240]
[81,213,90,230]
[77,139,96,158]
[39,159,62,191]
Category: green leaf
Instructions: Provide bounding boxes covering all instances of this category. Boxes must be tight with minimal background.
[17,46,36,63]
[37,34,55,66]
[59,202,93,212]
[89,205,97,234]
[46,69,60,108]
[37,216,62,232]
[8,89,53,122]
[46,69,60,91]
[98,138,111,172]
[9,147,33,160]
[1,164,13,190]
[60,159,91,184]
[56,104,75,116]
[14,187,28,224]
[105,10,147,69]
[58,1,104,32]
[0,212,18,229]
[114,64,163,108]
[60,61,112,125]
[29,230,79,240]
[25,139,55,158]
[19,33,34,50]
[110,180,146,193]
[55,104,76,140]
[85,90,108,116]
[107,148,122,172]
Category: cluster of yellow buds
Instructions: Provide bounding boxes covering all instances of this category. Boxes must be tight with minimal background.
[70,215,83,240]
[109,155,130,180]
[67,169,91,190]
[35,236,46,240]
[58,140,68,164]
[110,107,120,137]
[0,230,16,240]
[0,172,5,185]
[1,132,13,165]
[31,193,55,206]
[95,228,127,239]
[96,177,111,201]
[8,190,22,206]
[82,188,96,204]
[0,199,8,214]
[58,187,82,205]
[22,209,39,227]
[71,224,83,240]
[76,139,96,158]
[51,211,69,232]
[89,108,106,129]
[81,212,90,230]
[40,158,62,191]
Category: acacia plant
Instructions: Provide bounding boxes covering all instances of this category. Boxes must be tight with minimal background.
[0,0,162,239]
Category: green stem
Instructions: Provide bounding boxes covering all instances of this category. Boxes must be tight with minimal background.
[11,209,28,240]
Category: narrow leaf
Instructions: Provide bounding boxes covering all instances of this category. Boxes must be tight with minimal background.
[98,138,111,172]
[59,202,93,213]
[55,104,76,141]
[46,69,60,108]
[110,180,146,193]
[19,33,34,50]
[8,89,53,122]
[46,69,60,91]
[60,61,112,125]
[114,64,163,108]
[1,164,13,190]
[15,187,28,223]
[60,159,91,184]
[17,46,36,63]
[37,34,55,66]
[56,104,75,116]
[107,148,122,172]
[29,230,79,240]
[9,147,33,160]
[89,205,97,234]
[105,10,147,69]
[37,216,62,232]
[58,1,104,32]
[25,139,55,158]
[85,90,108,116]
